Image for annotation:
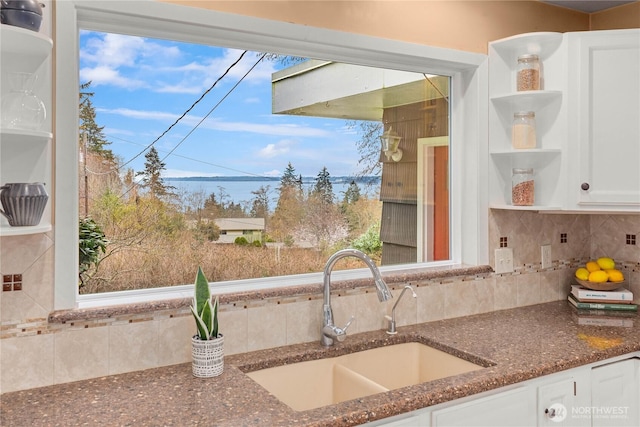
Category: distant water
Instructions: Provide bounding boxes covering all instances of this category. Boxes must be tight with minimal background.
[167,176,380,207]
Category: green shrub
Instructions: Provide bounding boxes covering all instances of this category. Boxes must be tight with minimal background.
[234,236,249,246]
[79,217,108,287]
[351,222,382,256]
[252,239,263,248]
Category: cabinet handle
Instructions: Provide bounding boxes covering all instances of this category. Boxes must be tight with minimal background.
[544,407,556,418]
[581,182,590,191]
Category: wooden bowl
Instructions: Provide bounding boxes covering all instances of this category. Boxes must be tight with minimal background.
[575,278,627,291]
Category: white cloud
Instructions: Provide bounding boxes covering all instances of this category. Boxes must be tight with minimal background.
[257,139,297,158]
[80,66,146,89]
[263,169,281,177]
[97,107,332,138]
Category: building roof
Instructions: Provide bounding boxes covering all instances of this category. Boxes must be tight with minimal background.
[214,218,265,231]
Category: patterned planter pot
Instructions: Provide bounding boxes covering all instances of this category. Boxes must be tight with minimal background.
[191,334,224,378]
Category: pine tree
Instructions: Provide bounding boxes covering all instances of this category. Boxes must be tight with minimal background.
[279,162,302,191]
[313,166,334,205]
[136,147,174,198]
[79,81,113,160]
[342,180,361,205]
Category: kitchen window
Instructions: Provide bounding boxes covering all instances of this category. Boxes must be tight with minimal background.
[54,1,488,309]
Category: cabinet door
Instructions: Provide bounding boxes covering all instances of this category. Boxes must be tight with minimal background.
[591,358,640,427]
[569,29,640,209]
[431,386,536,426]
[538,375,588,427]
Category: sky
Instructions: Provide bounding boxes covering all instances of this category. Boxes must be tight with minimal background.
[79,31,365,179]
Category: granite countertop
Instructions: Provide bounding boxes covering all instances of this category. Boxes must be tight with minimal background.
[3,300,640,426]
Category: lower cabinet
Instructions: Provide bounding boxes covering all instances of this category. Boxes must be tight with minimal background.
[369,354,639,427]
[431,386,535,426]
[591,358,639,427]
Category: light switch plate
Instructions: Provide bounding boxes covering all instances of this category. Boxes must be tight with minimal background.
[541,244,552,269]
[494,248,514,274]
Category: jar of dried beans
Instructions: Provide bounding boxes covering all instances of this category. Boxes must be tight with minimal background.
[512,168,534,206]
[512,111,536,149]
[517,54,540,91]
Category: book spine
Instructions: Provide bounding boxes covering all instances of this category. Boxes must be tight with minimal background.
[569,297,638,311]
[577,292,632,301]
[571,286,633,301]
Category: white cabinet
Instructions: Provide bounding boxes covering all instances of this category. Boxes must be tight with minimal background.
[0,25,53,236]
[567,30,640,211]
[488,29,640,213]
[591,358,640,427]
[431,386,536,426]
[370,353,639,427]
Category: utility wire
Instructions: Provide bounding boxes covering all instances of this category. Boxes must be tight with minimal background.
[95,134,272,178]
[160,52,267,163]
[118,50,249,171]
[85,49,250,177]
[117,51,267,199]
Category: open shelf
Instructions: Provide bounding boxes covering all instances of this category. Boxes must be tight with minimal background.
[0,223,52,237]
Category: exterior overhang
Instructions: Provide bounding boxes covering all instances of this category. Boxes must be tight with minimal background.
[272,60,449,121]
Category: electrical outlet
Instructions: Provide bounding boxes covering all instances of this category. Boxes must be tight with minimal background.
[541,244,552,269]
[494,248,514,274]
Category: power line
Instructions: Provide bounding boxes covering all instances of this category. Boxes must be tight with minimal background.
[159,52,267,164]
[118,50,249,170]
[116,52,267,199]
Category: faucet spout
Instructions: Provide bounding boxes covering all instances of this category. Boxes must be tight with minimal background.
[386,285,417,335]
[321,249,392,346]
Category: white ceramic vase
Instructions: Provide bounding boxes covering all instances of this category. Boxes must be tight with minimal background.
[191,334,224,378]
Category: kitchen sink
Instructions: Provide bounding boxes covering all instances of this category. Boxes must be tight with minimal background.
[246,342,484,411]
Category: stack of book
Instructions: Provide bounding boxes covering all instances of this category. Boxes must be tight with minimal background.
[568,285,637,327]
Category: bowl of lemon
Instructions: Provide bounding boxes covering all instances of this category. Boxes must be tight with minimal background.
[575,257,626,291]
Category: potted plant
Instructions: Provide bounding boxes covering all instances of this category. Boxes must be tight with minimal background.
[190,266,224,377]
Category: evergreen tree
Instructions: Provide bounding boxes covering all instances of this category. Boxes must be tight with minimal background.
[136,147,174,198]
[313,166,334,204]
[342,180,361,205]
[279,162,302,191]
[79,81,113,160]
[271,163,304,242]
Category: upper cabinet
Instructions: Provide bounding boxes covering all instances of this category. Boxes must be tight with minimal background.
[488,29,640,213]
[0,25,53,236]
[567,30,640,211]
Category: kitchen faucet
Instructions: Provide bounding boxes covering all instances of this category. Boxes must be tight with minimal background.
[385,285,417,335]
[321,249,393,346]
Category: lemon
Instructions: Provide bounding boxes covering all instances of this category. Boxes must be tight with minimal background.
[585,261,601,273]
[575,267,590,281]
[597,257,615,270]
[606,269,625,282]
[588,270,608,283]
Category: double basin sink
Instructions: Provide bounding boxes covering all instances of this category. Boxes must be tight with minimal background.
[246,342,486,411]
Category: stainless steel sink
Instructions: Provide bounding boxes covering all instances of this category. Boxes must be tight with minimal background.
[246,342,484,411]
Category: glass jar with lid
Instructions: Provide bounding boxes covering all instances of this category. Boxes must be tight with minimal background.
[512,111,537,149]
[512,168,534,206]
[517,54,540,91]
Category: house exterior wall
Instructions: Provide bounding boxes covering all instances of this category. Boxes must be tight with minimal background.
[1,0,638,394]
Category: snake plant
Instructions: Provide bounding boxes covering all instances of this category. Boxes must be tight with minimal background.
[191,267,219,340]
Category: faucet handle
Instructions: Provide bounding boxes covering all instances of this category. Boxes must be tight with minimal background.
[324,315,355,343]
[342,315,355,332]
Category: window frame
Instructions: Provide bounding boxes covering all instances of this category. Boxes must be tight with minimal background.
[54,0,488,310]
